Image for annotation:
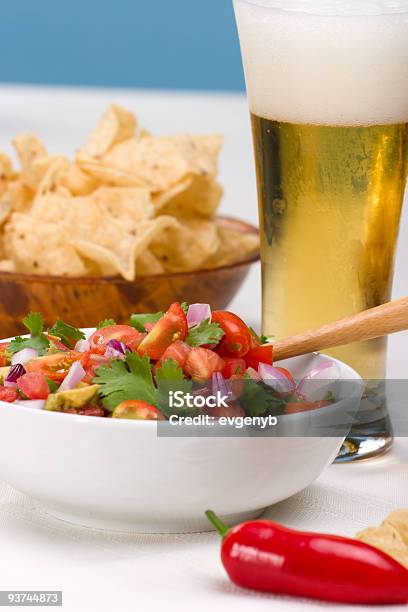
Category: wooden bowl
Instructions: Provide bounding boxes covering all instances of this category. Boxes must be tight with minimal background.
[0,216,259,336]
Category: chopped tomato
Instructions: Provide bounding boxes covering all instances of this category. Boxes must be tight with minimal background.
[80,351,112,384]
[26,351,81,382]
[157,340,191,369]
[138,302,188,360]
[0,385,18,403]
[184,347,225,381]
[244,344,273,370]
[285,400,331,415]
[17,372,49,400]
[45,334,70,351]
[89,325,145,355]
[0,342,10,367]
[211,311,253,358]
[112,400,164,420]
[222,357,246,379]
[78,405,106,417]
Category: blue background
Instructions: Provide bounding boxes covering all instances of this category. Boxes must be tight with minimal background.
[0,0,244,91]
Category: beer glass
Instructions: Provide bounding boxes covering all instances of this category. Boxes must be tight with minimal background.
[233,0,408,460]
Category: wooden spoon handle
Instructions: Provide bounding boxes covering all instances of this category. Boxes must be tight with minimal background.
[272,296,408,362]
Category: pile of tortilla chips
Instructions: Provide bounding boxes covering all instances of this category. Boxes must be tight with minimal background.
[356,509,408,569]
[0,104,259,280]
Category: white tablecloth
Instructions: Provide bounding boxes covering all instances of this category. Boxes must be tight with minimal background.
[0,439,407,612]
[0,85,407,611]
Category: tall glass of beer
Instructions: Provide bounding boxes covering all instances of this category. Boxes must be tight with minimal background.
[233,0,408,460]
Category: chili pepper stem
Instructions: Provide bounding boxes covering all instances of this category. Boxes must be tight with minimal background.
[205,510,229,537]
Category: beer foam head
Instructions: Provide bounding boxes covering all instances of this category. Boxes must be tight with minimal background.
[234,0,408,125]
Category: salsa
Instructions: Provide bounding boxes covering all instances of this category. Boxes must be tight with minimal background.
[0,304,335,420]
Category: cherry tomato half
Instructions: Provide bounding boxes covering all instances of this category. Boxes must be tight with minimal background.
[222,357,247,379]
[17,372,50,400]
[244,344,273,370]
[138,303,188,360]
[211,311,253,358]
[0,385,18,403]
[26,351,81,382]
[89,325,145,355]
[80,351,112,384]
[157,340,191,370]
[112,400,164,420]
[184,347,225,381]
[0,343,10,367]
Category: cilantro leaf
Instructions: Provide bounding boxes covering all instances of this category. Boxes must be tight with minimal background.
[155,358,194,417]
[180,302,189,314]
[240,378,286,418]
[23,312,44,336]
[130,311,163,332]
[48,319,85,348]
[8,312,50,355]
[187,319,224,347]
[8,335,50,355]
[46,378,60,393]
[249,327,271,345]
[93,353,156,411]
[97,318,116,329]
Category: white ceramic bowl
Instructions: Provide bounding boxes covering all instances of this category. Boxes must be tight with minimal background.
[0,338,363,533]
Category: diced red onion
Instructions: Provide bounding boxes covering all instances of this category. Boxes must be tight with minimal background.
[246,367,261,381]
[258,363,296,395]
[14,399,45,410]
[74,339,90,352]
[58,361,85,393]
[297,360,341,402]
[212,371,236,401]
[11,347,38,366]
[5,363,26,387]
[105,339,130,360]
[187,303,211,328]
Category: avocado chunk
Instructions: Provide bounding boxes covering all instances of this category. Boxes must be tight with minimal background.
[0,366,10,385]
[45,384,99,411]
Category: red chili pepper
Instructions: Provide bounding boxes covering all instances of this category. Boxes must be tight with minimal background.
[206,510,408,605]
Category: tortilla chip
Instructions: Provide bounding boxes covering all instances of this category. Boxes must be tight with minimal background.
[30,186,153,227]
[1,104,230,280]
[203,223,260,268]
[99,134,223,192]
[88,187,153,224]
[0,201,11,227]
[1,181,33,215]
[0,260,15,273]
[0,152,13,197]
[4,213,88,276]
[153,174,223,218]
[72,216,177,280]
[383,509,408,546]
[59,162,97,196]
[356,510,408,570]
[13,134,48,190]
[78,161,148,188]
[79,104,137,159]
[136,249,165,276]
[150,218,219,272]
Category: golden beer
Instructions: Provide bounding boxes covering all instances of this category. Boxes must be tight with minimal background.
[251,116,408,378]
[234,0,408,457]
